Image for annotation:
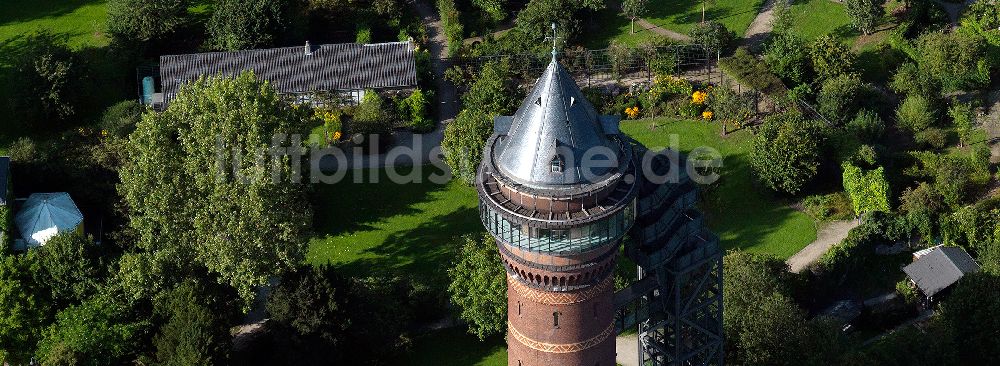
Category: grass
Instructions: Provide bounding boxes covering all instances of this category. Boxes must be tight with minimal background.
[644,0,765,36]
[621,118,818,258]
[306,165,481,285]
[585,7,665,48]
[0,0,109,48]
[788,0,859,44]
[398,328,507,366]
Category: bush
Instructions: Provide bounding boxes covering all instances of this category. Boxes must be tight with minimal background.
[764,32,811,85]
[844,0,884,35]
[841,162,891,215]
[810,35,856,81]
[438,0,464,56]
[448,234,506,340]
[719,47,787,96]
[899,182,943,239]
[10,32,82,130]
[688,21,736,55]
[889,62,941,99]
[916,31,992,92]
[350,90,394,143]
[99,100,144,138]
[206,0,290,50]
[847,109,885,142]
[399,89,434,132]
[35,232,102,306]
[153,281,233,366]
[106,0,189,44]
[818,74,871,125]
[355,24,372,44]
[803,193,855,221]
[895,94,937,134]
[442,109,493,185]
[914,127,948,149]
[749,112,827,195]
[948,101,976,146]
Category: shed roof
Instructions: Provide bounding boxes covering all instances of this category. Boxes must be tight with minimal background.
[159,41,417,102]
[14,193,83,247]
[903,246,980,297]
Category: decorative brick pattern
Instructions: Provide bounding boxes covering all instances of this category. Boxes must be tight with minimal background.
[509,321,615,354]
[507,274,613,305]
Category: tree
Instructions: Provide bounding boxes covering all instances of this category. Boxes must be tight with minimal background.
[809,35,855,81]
[10,32,81,130]
[0,253,52,365]
[263,265,350,364]
[948,101,976,147]
[351,90,394,147]
[937,272,1000,365]
[847,109,885,142]
[35,231,102,306]
[749,112,827,195]
[841,162,891,216]
[818,74,872,125]
[34,296,148,366]
[152,281,232,366]
[514,0,603,46]
[400,89,434,133]
[206,0,291,50]
[688,21,735,55]
[916,31,992,92]
[899,182,943,239]
[764,32,810,85]
[119,72,313,306]
[448,234,506,340]
[889,62,941,99]
[471,0,508,22]
[622,0,648,34]
[844,0,884,35]
[895,94,938,135]
[107,0,189,44]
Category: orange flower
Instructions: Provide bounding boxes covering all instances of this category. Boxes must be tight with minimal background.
[692,91,707,105]
[702,111,714,120]
[332,131,342,140]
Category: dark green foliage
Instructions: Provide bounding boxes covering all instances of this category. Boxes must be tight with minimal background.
[448,234,506,340]
[802,193,855,221]
[687,21,735,55]
[889,62,941,99]
[206,0,292,50]
[899,182,943,239]
[351,90,394,144]
[99,100,144,139]
[107,0,189,44]
[438,0,464,56]
[915,31,992,92]
[817,74,872,125]
[152,281,232,366]
[10,32,82,131]
[895,94,937,133]
[915,127,948,149]
[809,35,856,82]
[461,62,518,117]
[472,0,508,22]
[514,0,603,47]
[842,162,891,215]
[937,272,1000,365]
[399,89,434,132]
[35,232,102,306]
[960,0,1000,47]
[948,101,976,146]
[706,84,756,125]
[35,295,149,366]
[764,32,811,85]
[263,265,349,364]
[0,253,52,365]
[844,0,884,35]
[749,112,827,195]
[847,109,885,142]
[718,48,787,96]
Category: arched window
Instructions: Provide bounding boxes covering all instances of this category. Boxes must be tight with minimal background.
[553,311,561,328]
[518,301,522,316]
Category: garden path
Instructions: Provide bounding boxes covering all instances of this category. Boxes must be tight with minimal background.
[634,17,693,41]
[786,219,859,273]
[743,0,788,52]
[616,335,640,366]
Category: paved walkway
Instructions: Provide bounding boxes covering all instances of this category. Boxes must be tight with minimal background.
[616,335,640,366]
[635,18,691,41]
[786,220,859,273]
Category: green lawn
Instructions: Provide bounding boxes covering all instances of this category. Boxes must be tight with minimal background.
[585,7,664,48]
[0,0,109,48]
[621,118,818,258]
[307,165,481,285]
[788,0,859,43]
[398,328,507,366]
[644,0,764,36]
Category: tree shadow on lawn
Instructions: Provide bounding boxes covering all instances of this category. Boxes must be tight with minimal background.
[0,0,105,27]
[398,327,506,366]
[334,207,482,286]
[311,166,454,237]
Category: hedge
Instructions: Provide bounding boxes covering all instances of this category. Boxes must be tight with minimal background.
[437,0,464,57]
[718,47,787,97]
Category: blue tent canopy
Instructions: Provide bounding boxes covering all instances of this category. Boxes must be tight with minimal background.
[15,192,83,247]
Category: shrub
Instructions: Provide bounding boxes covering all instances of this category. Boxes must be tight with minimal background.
[442,109,493,185]
[948,101,976,146]
[35,232,102,306]
[99,100,144,138]
[400,89,434,132]
[688,21,736,55]
[355,24,372,44]
[842,162,891,215]
[818,74,872,125]
[844,0,884,35]
[847,109,885,142]
[719,48,787,96]
[10,32,81,130]
[107,0,189,44]
[916,31,992,92]
[438,0,464,56]
[749,112,827,195]
[206,0,290,50]
[803,193,855,221]
[895,94,937,134]
[810,35,856,81]
[889,62,941,99]
[351,90,394,140]
[764,32,811,85]
[915,127,948,149]
[706,84,755,126]
[448,234,506,340]
[934,155,974,208]
[899,182,943,239]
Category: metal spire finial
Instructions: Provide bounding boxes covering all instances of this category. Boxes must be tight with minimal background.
[544,23,561,59]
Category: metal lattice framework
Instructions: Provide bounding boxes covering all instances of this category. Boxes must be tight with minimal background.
[449,44,714,88]
[614,144,725,366]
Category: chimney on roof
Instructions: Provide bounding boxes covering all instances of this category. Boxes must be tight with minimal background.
[304,41,312,56]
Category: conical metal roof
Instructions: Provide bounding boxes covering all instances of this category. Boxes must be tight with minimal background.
[494,58,620,188]
[15,192,84,247]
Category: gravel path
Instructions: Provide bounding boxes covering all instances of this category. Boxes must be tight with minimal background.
[786,220,859,273]
[634,18,692,41]
[616,335,640,366]
[743,0,788,51]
